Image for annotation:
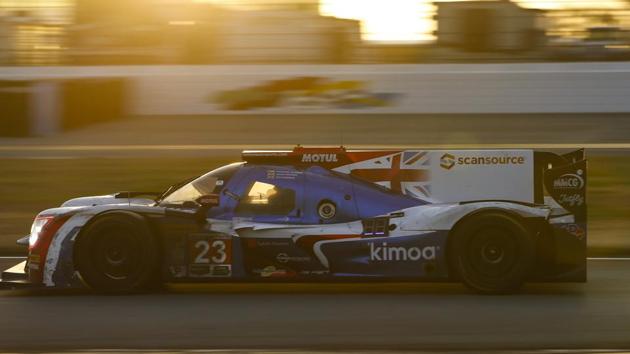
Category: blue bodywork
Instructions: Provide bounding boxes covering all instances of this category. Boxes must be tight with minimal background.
[181,164,447,279]
[209,164,426,224]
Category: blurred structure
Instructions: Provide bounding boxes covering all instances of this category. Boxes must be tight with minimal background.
[210,7,360,63]
[68,0,164,64]
[433,0,546,61]
[0,0,70,65]
[67,0,360,64]
[0,0,630,64]
[549,25,630,61]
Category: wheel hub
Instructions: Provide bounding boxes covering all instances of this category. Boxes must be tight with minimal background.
[105,246,125,265]
[93,229,140,281]
[467,227,517,278]
[481,244,504,264]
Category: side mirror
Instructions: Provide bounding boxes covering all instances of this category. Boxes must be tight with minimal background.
[195,194,220,208]
[194,194,220,224]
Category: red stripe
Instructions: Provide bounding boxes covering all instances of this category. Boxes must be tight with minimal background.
[350,154,429,192]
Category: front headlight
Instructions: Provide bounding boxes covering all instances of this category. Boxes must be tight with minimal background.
[29,216,54,248]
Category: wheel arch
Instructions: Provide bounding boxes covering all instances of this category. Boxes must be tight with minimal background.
[444,206,542,281]
[72,209,162,274]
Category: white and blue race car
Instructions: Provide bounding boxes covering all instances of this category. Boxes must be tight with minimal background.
[1,147,587,294]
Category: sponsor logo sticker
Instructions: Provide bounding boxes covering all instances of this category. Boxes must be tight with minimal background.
[557,223,586,241]
[302,153,338,163]
[369,242,438,262]
[440,153,526,170]
[553,170,585,190]
[459,156,526,166]
[276,253,311,263]
[440,153,455,170]
[258,266,296,278]
[558,193,584,207]
[267,169,302,180]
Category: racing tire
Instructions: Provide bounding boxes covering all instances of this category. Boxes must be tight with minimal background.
[75,212,160,294]
[450,212,535,294]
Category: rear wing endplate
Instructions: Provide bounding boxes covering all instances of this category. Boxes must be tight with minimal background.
[535,149,587,222]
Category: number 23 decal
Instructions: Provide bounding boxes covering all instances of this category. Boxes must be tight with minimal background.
[193,238,232,265]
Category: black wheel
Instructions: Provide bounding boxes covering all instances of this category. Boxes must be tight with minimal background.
[75,212,159,294]
[450,212,535,294]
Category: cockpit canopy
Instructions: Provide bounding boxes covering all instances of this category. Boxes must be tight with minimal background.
[160,162,425,224]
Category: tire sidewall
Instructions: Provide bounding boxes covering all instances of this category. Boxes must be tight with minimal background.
[451,212,535,294]
[75,211,159,294]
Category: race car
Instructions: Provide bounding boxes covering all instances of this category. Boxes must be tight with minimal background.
[0,146,587,294]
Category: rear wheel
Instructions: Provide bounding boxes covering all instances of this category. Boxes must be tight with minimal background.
[75,212,159,294]
[450,212,535,294]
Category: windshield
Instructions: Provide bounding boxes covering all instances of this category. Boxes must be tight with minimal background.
[159,162,243,206]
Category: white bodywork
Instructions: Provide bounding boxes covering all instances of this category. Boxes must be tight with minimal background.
[227,202,550,239]
[37,198,164,286]
[61,195,155,208]
[225,202,550,237]
[39,195,550,287]
[333,150,535,204]
[212,202,550,274]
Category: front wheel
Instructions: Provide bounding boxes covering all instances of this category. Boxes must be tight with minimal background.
[75,212,159,294]
[450,212,535,294]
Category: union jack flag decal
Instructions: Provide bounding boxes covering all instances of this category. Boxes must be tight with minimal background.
[333,150,432,201]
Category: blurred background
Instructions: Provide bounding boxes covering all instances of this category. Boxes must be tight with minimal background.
[0,0,629,256]
[2,0,630,65]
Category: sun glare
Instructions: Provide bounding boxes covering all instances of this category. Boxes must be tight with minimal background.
[193,0,630,42]
[320,0,434,42]
[321,0,628,42]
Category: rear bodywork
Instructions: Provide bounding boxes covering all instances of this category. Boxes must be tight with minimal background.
[1,147,587,289]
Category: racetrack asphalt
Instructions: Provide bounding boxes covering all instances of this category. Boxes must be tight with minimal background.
[1,114,629,352]
[0,258,629,351]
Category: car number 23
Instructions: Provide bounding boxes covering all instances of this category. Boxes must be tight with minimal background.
[190,236,232,265]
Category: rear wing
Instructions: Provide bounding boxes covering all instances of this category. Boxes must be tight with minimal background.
[243,146,586,220]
